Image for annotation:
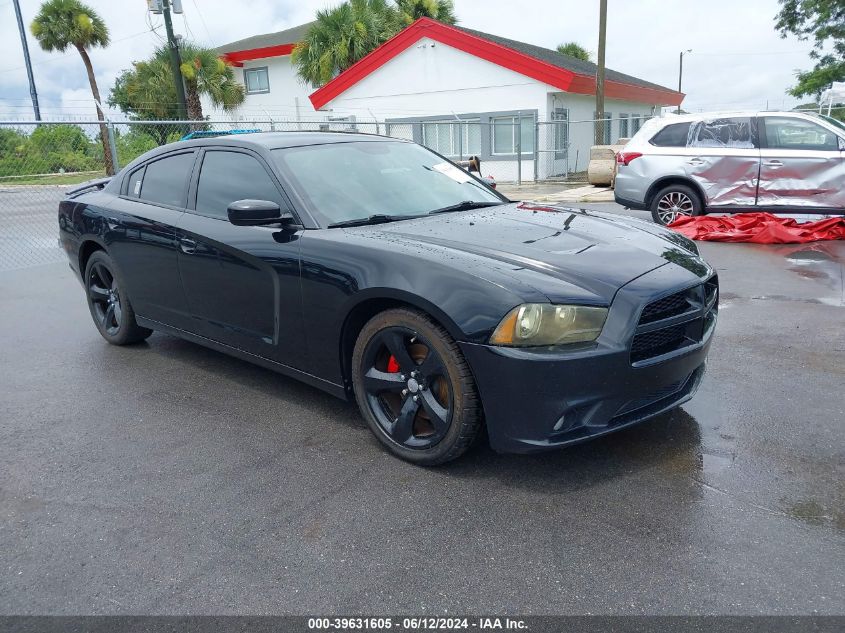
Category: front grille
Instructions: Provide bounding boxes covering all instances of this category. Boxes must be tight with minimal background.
[704,275,719,308]
[615,376,688,417]
[639,291,690,324]
[631,324,691,363]
[610,366,704,427]
[630,275,718,364]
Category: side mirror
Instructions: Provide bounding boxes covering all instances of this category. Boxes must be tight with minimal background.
[838,137,845,151]
[227,199,293,226]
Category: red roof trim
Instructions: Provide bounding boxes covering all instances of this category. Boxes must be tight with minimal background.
[221,43,296,67]
[309,18,683,109]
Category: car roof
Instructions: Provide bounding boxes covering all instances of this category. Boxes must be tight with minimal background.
[653,110,820,125]
[175,130,397,151]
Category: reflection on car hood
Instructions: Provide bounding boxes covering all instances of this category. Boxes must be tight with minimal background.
[373,202,710,302]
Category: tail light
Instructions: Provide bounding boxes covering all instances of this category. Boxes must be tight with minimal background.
[616,151,643,166]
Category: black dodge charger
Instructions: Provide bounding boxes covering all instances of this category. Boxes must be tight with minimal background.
[58,132,717,465]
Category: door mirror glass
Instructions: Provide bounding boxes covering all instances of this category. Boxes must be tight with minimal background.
[227,199,291,226]
[838,136,845,151]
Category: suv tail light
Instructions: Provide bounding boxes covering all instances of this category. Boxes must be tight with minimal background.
[616,151,643,166]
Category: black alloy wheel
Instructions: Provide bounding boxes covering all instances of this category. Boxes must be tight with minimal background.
[84,251,152,345]
[352,308,482,465]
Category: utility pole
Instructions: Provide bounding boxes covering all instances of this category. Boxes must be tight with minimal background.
[12,0,41,121]
[595,0,607,145]
[160,0,188,119]
[677,49,691,114]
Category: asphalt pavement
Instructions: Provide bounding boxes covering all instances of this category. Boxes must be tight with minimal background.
[1,202,843,615]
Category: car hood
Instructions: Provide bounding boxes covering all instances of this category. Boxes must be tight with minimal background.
[374,203,710,302]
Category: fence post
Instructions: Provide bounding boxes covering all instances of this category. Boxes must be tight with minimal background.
[533,115,539,182]
[106,122,119,174]
[516,112,522,186]
[457,120,463,161]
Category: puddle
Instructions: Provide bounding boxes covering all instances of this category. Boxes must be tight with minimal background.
[783,499,845,531]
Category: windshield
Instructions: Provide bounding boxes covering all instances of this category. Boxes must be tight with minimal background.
[273,140,503,227]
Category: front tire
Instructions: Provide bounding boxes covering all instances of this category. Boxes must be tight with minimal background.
[84,250,152,345]
[351,308,483,465]
[650,184,702,226]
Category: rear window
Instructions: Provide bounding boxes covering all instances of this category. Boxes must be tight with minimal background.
[138,152,195,207]
[650,122,691,147]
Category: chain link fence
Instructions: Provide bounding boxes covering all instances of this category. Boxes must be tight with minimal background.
[0,115,651,271]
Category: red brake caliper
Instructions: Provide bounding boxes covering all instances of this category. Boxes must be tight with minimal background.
[386,355,400,373]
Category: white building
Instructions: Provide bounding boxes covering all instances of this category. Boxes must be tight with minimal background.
[218,18,683,181]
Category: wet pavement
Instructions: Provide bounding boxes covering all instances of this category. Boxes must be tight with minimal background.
[1,207,843,615]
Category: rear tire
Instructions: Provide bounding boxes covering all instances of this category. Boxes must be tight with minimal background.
[351,308,483,465]
[84,250,152,345]
[650,184,703,226]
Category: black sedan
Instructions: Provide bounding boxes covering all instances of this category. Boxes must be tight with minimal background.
[59,132,717,465]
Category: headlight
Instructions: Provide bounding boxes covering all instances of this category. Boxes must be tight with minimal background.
[489,304,608,347]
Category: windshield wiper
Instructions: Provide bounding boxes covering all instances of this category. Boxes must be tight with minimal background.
[428,201,505,215]
[327,214,425,228]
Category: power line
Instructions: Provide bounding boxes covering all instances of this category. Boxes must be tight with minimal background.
[0,27,161,74]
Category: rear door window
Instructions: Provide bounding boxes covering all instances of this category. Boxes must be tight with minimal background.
[126,166,145,198]
[138,152,196,207]
[688,117,757,149]
[194,150,288,220]
[650,122,691,147]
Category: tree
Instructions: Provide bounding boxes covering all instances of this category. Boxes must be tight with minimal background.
[292,0,457,87]
[395,0,456,25]
[556,42,592,62]
[176,43,245,120]
[108,42,244,143]
[30,0,114,175]
[292,0,400,86]
[775,0,845,98]
[108,63,180,145]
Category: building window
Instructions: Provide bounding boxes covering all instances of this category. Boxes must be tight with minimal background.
[619,114,629,139]
[632,116,643,135]
[244,67,270,94]
[491,115,534,155]
[594,112,612,144]
[422,120,480,157]
[552,108,569,159]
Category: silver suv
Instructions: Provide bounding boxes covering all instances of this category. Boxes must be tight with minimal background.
[614,110,845,225]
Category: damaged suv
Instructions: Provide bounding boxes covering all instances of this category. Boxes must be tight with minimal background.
[614,111,845,225]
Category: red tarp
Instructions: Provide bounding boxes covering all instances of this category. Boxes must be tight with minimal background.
[669,213,845,244]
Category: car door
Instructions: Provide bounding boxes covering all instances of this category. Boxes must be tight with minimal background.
[175,147,306,366]
[757,115,845,209]
[682,116,760,207]
[105,150,196,330]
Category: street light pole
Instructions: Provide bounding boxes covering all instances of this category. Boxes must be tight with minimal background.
[12,0,41,121]
[677,49,691,114]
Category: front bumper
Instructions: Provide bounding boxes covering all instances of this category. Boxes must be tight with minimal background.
[460,266,716,454]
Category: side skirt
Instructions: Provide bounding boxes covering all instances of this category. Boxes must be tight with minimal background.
[136,316,349,401]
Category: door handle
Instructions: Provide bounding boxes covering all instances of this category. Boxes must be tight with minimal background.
[764,160,783,167]
[686,158,705,166]
[179,238,197,254]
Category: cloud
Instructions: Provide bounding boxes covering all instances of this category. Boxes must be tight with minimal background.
[0,0,816,120]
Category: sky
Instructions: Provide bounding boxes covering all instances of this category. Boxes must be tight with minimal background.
[0,0,820,120]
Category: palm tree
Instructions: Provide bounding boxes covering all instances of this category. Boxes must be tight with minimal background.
[30,0,114,175]
[556,42,592,62]
[395,0,457,25]
[173,44,245,121]
[292,0,401,86]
